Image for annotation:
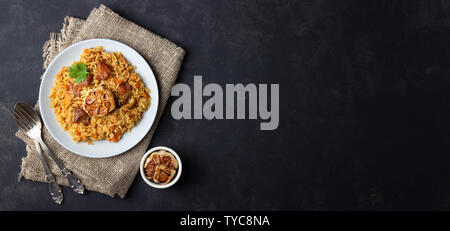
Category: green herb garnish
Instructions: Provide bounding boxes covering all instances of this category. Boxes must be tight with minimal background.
[68,62,89,83]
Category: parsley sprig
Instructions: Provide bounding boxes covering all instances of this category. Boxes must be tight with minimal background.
[68,62,89,83]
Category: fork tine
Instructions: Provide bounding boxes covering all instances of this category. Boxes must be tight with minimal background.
[18,103,41,124]
[12,109,24,123]
[17,120,30,132]
[12,112,22,128]
[14,110,33,130]
[13,110,33,131]
[14,114,31,132]
[15,106,36,128]
[16,104,36,123]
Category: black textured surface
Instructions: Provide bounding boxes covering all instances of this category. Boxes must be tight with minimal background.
[1,0,450,210]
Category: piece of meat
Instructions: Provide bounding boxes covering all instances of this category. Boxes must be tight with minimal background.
[72,107,89,125]
[80,117,90,126]
[72,108,86,122]
[72,74,93,97]
[119,94,131,106]
[117,82,132,95]
[73,87,82,98]
[95,61,112,80]
[78,74,93,87]
[116,82,132,106]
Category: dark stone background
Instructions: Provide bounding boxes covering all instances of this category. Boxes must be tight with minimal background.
[1,0,450,210]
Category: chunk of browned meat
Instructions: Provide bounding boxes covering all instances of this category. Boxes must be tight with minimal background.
[72,87,82,98]
[117,82,132,95]
[116,82,132,106]
[72,74,93,97]
[80,117,90,126]
[95,61,112,80]
[72,107,90,125]
[78,74,93,87]
[72,108,85,122]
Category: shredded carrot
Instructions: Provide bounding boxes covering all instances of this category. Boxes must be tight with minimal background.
[111,131,122,143]
[114,79,123,85]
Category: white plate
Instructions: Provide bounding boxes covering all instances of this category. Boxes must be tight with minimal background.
[39,39,159,158]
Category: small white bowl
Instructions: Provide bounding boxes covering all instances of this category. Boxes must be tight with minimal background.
[140,146,182,189]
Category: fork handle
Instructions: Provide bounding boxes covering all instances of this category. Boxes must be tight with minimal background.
[37,137,85,194]
[34,140,63,204]
[60,167,85,194]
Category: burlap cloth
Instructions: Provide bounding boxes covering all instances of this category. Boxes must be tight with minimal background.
[16,4,185,198]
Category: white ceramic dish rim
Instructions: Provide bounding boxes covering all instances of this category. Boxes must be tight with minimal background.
[140,146,182,189]
[39,38,159,158]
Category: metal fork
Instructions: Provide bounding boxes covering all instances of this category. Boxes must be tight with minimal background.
[13,102,85,203]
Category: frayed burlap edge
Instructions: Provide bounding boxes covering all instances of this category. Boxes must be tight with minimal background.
[42,17,84,70]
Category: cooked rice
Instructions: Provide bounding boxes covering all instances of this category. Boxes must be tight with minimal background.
[49,46,151,143]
